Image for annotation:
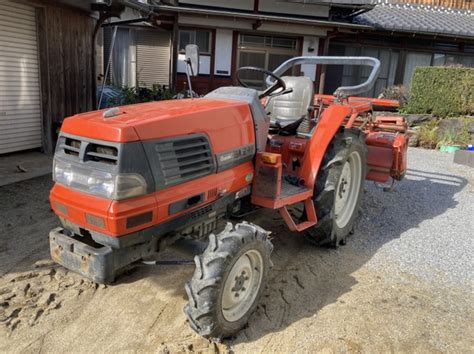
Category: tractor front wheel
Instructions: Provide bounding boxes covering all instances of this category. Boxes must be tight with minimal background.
[184,222,273,340]
[306,128,367,246]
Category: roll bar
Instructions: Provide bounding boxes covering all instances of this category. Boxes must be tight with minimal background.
[269,56,381,98]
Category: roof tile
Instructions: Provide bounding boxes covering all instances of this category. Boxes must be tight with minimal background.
[354,4,474,38]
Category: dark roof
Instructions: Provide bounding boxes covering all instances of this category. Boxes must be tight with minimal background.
[353,4,474,39]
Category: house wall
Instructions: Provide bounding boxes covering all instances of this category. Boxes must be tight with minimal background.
[326,33,474,97]
[301,36,320,80]
[214,29,233,76]
[175,7,328,94]
[179,0,329,17]
[179,0,254,11]
[35,1,96,153]
[259,0,328,17]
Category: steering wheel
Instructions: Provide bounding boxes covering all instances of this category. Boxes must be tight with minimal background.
[236,66,287,99]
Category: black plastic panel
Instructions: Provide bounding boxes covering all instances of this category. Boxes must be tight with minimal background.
[143,134,216,190]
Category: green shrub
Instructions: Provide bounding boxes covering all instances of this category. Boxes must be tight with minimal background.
[108,84,175,107]
[404,67,474,117]
[417,119,439,149]
[436,128,470,148]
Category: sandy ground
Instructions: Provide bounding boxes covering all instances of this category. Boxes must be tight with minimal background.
[0,148,473,353]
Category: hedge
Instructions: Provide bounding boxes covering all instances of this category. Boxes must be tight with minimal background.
[404,67,474,117]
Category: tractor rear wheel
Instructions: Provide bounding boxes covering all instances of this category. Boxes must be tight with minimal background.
[306,128,367,246]
[184,222,273,340]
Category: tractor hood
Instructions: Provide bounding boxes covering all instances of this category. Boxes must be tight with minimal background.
[60,98,253,144]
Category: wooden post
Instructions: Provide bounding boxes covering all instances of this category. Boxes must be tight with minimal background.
[318,37,330,94]
[171,17,179,92]
[36,6,53,155]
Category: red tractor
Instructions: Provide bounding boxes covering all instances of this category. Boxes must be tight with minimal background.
[49,52,408,339]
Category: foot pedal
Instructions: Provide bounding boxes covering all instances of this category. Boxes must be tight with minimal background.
[279,197,317,232]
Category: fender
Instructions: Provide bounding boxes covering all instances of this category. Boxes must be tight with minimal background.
[299,104,352,188]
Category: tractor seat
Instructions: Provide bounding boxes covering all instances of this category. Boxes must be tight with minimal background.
[266,76,314,128]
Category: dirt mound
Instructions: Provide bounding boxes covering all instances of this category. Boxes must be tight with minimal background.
[0,259,99,333]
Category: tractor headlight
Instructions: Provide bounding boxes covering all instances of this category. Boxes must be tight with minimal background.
[53,159,147,200]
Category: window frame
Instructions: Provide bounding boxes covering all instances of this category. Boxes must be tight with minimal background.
[178,28,212,55]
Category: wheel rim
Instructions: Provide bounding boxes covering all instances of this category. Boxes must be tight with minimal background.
[334,151,362,229]
[221,249,264,322]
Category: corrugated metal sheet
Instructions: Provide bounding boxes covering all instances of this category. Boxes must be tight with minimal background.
[0,1,42,154]
[136,28,171,87]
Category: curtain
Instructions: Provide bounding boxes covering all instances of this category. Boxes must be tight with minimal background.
[403,52,432,85]
[111,28,131,87]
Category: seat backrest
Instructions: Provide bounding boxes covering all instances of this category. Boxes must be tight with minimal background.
[266,76,314,124]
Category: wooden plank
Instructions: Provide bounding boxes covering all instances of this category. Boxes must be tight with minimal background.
[35,5,51,154]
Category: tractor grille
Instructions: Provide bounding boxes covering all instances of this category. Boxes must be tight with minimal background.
[59,136,118,165]
[155,135,214,187]
[63,138,81,157]
[84,144,118,165]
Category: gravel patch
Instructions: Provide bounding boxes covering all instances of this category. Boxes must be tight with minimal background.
[354,147,474,287]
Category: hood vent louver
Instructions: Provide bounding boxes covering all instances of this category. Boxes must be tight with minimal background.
[155,135,214,187]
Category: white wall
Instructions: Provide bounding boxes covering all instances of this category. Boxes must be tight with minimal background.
[179,0,253,11]
[178,0,328,17]
[177,53,211,75]
[214,29,233,76]
[301,36,320,80]
[259,0,328,17]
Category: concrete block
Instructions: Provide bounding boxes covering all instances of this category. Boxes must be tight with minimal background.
[453,150,474,168]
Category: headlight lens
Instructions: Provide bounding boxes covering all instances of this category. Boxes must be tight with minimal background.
[53,159,147,200]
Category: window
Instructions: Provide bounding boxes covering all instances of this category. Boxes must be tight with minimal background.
[326,44,399,97]
[237,34,299,89]
[403,52,432,85]
[179,29,211,54]
[433,54,474,68]
[240,34,297,50]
